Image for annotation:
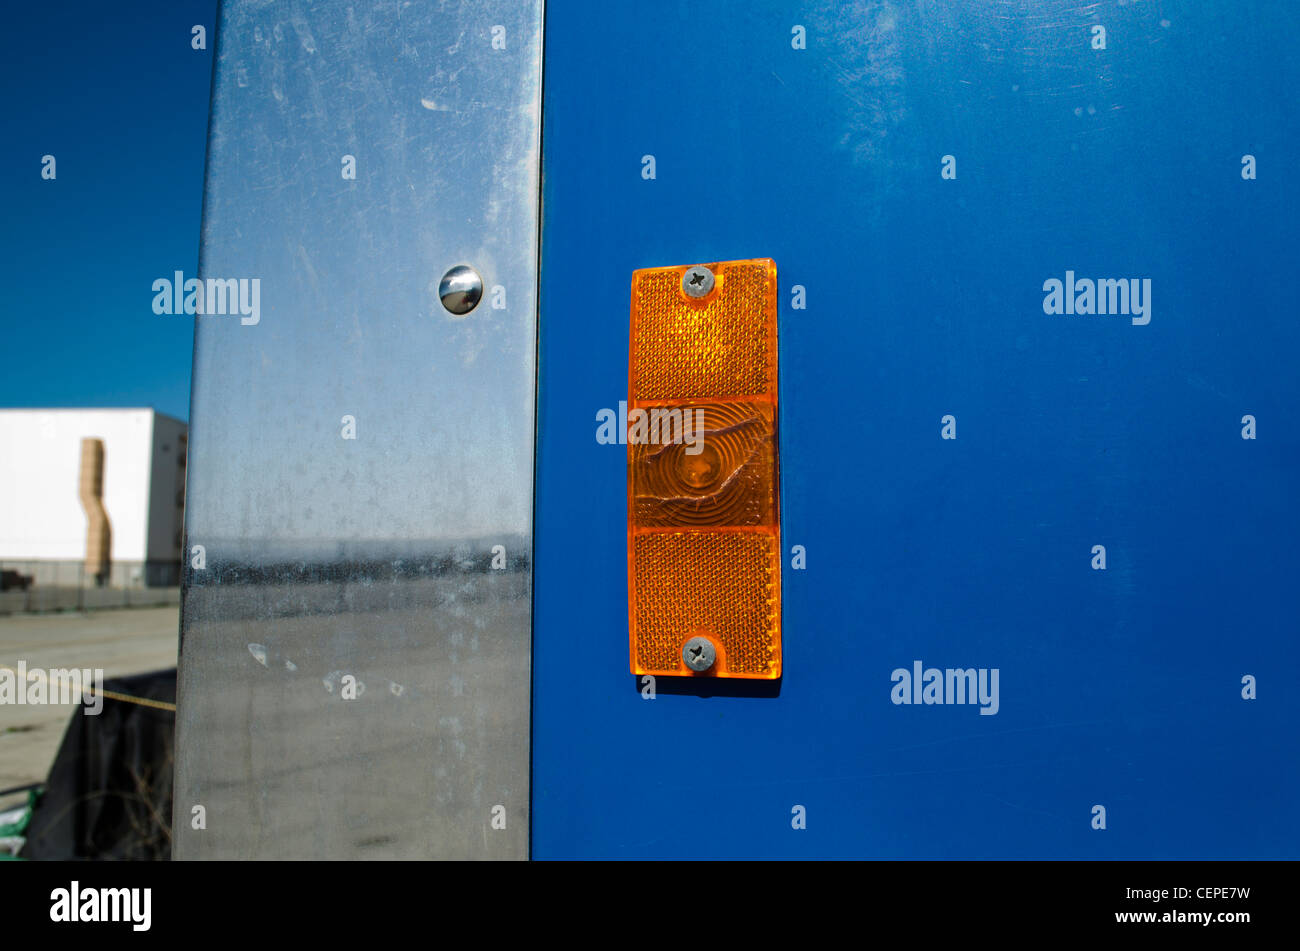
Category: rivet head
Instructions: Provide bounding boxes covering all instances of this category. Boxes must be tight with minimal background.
[439,265,483,315]
[682,265,715,299]
[682,635,716,672]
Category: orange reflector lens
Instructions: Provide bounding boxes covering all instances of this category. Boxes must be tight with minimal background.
[628,259,780,679]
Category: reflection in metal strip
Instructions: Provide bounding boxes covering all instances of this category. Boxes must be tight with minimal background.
[174,0,543,859]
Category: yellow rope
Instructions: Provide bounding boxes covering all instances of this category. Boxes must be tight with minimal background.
[0,664,176,712]
[87,688,176,712]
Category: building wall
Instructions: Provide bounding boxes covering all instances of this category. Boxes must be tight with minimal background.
[0,408,186,587]
[145,413,188,586]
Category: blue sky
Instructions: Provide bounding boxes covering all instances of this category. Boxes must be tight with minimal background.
[0,1,217,421]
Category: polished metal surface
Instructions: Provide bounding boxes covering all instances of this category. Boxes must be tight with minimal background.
[439,265,484,316]
[173,0,543,859]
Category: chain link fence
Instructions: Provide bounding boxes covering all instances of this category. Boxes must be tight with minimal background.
[0,560,180,615]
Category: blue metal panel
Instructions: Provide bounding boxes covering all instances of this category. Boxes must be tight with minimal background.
[533,1,1299,858]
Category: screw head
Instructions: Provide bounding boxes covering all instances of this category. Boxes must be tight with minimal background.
[682,635,716,672]
[682,265,715,299]
[439,265,483,315]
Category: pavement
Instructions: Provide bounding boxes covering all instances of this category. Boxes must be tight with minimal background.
[0,606,179,795]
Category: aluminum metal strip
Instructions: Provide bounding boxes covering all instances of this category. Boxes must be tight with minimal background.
[173,0,543,859]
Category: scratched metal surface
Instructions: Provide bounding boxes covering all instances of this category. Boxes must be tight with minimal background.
[173,0,542,859]
[532,0,1299,857]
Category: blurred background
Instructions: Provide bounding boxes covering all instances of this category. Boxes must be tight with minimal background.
[0,0,217,857]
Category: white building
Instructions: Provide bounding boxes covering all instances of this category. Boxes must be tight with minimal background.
[0,409,187,588]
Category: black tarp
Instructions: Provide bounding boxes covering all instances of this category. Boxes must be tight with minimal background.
[20,668,175,860]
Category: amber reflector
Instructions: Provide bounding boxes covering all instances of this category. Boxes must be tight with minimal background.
[628,259,781,679]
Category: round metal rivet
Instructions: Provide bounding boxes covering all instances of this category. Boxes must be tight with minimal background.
[439,265,483,315]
